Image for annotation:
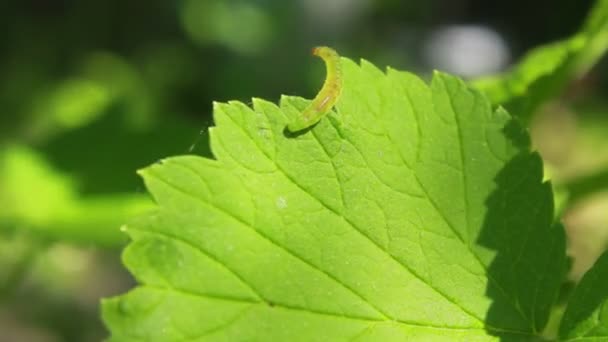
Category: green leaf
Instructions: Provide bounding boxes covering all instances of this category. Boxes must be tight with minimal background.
[559,251,608,340]
[0,145,153,246]
[473,0,608,122]
[103,57,565,340]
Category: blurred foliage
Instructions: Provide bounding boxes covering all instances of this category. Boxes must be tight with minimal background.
[0,0,607,341]
[473,0,608,123]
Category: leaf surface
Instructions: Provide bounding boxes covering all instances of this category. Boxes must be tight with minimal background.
[103,56,565,341]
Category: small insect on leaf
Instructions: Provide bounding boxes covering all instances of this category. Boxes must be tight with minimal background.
[286,46,343,132]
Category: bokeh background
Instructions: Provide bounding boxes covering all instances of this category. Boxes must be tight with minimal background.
[1,0,607,341]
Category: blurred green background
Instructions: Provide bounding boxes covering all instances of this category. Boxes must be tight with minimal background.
[1,1,607,341]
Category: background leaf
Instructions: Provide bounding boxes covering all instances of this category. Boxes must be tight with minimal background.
[472,0,608,122]
[559,251,608,340]
[103,56,565,340]
[0,145,153,246]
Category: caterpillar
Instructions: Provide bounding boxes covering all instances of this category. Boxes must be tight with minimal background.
[287,46,343,132]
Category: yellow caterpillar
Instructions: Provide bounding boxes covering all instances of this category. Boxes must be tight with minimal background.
[287,46,343,132]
